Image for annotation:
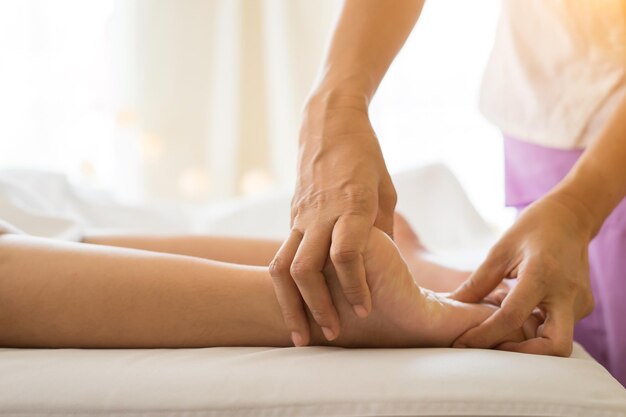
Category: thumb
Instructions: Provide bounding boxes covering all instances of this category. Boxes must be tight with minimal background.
[451,246,510,303]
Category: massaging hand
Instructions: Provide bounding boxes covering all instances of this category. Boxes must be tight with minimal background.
[451,194,595,356]
[269,95,397,346]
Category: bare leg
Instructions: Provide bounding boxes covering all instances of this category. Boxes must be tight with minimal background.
[83,213,506,295]
[0,234,288,347]
[393,212,511,294]
[81,213,464,284]
[83,235,281,266]
[0,230,533,348]
[393,212,473,292]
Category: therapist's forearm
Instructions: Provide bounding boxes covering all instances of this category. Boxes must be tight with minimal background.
[311,0,425,106]
[551,95,626,238]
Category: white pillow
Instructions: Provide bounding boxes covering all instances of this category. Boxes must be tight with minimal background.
[0,344,623,416]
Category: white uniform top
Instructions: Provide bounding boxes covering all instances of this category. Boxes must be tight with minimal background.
[479,0,626,149]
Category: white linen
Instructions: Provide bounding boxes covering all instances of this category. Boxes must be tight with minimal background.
[0,344,624,416]
[0,169,212,240]
[480,0,626,149]
[0,164,495,252]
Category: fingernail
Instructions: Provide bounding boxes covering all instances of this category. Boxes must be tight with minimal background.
[353,304,369,318]
[321,326,335,341]
[291,331,304,347]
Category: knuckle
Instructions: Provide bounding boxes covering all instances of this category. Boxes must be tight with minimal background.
[558,276,591,313]
[553,342,573,357]
[268,256,291,278]
[330,246,361,265]
[290,260,316,280]
[563,279,584,298]
[530,268,550,288]
[585,294,596,315]
[581,293,595,317]
[309,307,332,324]
[279,307,304,328]
[340,184,376,213]
[463,277,478,289]
[290,196,299,218]
[380,185,397,210]
[341,282,367,301]
[388,187,398,206]
[535,253,561,276]
[292,184,379,219]
[291,193,330,219]
[457,279,479,297]
[500,308,526,328]
[524,255,560,286]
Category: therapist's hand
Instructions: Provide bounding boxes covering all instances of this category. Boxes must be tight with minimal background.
[269,94,396,347]
[450,193,596,356]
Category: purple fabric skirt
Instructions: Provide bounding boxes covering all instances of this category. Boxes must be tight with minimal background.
[504,135,626,386]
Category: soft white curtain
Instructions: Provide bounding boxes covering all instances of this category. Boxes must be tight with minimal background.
[0,0,132,195]
[117,0,341,201]
[0,0,340,203]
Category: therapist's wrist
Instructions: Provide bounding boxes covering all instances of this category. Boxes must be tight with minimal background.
[305,89,369,117]
[551,162,619,238]
[300,87,375,148]
[545,188,601,241]
[305,71,377,113]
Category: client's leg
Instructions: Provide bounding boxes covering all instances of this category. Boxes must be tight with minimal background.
[0,231,531,348]
[83,235,280,266]
[82,213,471,290]
[80,213,426,268]
[0,234,288,348]
[392,213,478,292]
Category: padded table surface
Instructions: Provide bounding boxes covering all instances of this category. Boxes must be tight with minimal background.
[0,344,624,417]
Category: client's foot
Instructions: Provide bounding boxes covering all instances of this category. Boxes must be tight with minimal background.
[319,228,529,348]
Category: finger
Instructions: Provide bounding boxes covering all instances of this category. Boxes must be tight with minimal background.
[522,312,542,340]
[496,307,574,357]
[291,225,341,341]
[453,278,544,348]
[269,230,310,346]
[493,312,541,350]
[330,215,372,318]
[539,306,575,356]
[450,245,511,303]
[483,289,509,307]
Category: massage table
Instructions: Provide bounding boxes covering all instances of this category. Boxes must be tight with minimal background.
[0,166,624,416]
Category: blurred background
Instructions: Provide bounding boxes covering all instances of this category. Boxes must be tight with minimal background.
[0,0,512,228]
